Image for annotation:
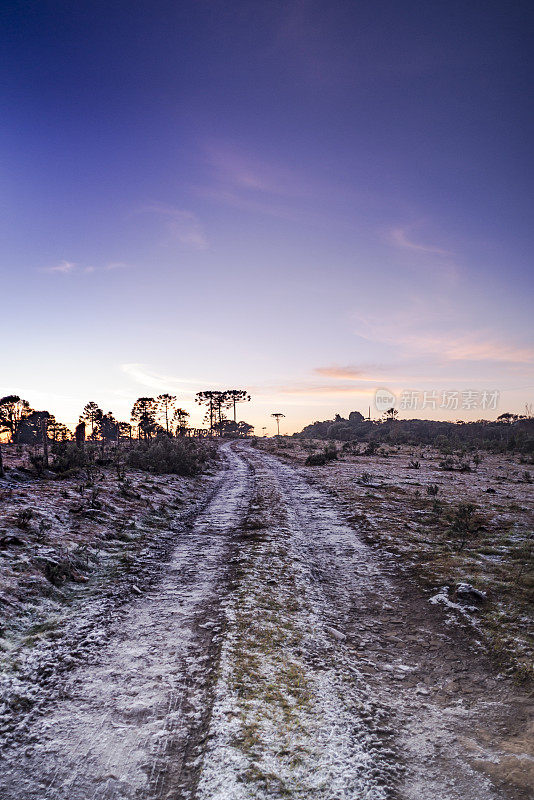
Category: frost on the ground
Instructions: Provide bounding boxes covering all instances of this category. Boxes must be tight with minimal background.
[197,457,398,800]
[1,443,531,800]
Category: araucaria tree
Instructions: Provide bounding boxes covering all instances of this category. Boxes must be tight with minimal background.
[100,412,119,442]
[195,390,228,435]
[131,397,157,439]
[80,401,103,436]
[271,412,285,436]
[172,407,189,435]
[156,393,177,435]
[0,395,31,443]
[118,421,132,441]
[226,389,251,422]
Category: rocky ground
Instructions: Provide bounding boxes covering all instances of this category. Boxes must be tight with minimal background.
[0,440,532,799]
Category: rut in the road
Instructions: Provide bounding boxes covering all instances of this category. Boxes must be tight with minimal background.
[197,448,400,800]
[0,446,252,800]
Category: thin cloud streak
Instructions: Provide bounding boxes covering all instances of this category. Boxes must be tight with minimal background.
[389,226,450,256]
[120,363,218,393]
[199,140,368,228]
[43,260,76,274]
[315,366,378,381]
[41,261,128,276]
[204,142,312,198]
[353,311,534,365]
[139,203,209,250]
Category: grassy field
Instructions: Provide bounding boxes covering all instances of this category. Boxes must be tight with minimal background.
[257,437,534,683]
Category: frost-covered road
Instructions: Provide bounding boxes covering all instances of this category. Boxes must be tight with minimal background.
[0,444,529,799]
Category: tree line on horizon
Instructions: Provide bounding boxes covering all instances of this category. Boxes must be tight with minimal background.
[0,389,254,445]
[295,409,534,453]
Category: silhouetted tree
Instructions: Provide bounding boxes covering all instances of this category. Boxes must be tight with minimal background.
[196,391,216,433]
[213,419,236,436]
[238,421,254,437]
[172,407,189,436]
[118,421,132,441]
[18,410,51,444]
[100,412,119,442]
[131,397,157,439]
[48,416,71,441]
[0,395,32,443]
[497,412,518,424]
[80,402,103,436]
[225,389,251,422]
[213,393,231,430]
[196,390,229,434]
[271,412,285,436]
[156,393,177,435]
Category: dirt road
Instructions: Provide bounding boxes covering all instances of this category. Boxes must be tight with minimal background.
[1,443,531,799]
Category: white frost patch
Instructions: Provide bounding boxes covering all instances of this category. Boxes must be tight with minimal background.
[197,452,397,799]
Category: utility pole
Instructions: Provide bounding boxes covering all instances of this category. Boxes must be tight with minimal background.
[271,412,285,436]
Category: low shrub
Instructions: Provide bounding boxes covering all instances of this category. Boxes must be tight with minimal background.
[125,437,217,476]
[15,508,33,529]
[324,445,338,461]
[51,442,87,474]
[447,502,484,551]
[305,453,327,466]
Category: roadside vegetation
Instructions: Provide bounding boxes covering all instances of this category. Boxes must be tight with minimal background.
[258,435,534,683]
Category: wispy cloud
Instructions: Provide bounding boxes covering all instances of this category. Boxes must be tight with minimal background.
[140,203,208,250]
[426,336,534,364]
[204,142,310,198]
[198,140,388,228]
[353,310,534,365]
[43,260,76,274]
[42,260,128,276]
[315,365,375,380]
[389,226,450,256]
[120,363,215,393]
[195,141,336,225]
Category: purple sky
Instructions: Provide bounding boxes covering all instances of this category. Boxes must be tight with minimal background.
[1,1,533,433]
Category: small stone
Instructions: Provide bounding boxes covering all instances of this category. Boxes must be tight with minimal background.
[326,626,346,641]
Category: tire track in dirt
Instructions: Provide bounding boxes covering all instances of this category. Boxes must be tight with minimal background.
[196,446,401,799]
[0,444,253,800]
